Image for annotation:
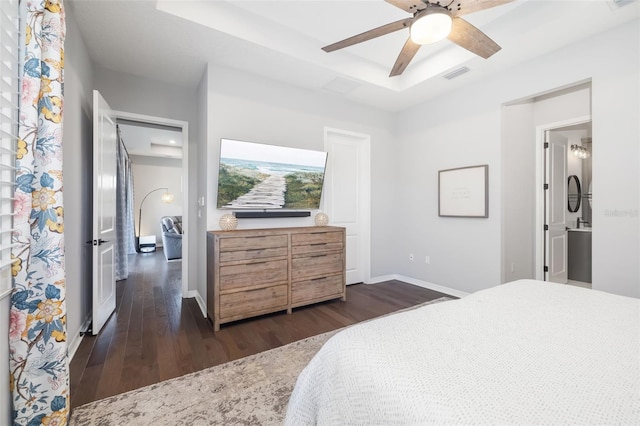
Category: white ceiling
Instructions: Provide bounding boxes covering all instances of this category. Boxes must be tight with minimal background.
[118,123,183,159]
[68,0,639,112]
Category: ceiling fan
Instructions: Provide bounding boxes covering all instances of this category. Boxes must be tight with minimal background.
[322,0,514,77]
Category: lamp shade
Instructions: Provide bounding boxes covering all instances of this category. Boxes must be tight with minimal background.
[161,192,175,203]
[410,9,453,45]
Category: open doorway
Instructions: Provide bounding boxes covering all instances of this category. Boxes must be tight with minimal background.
[537,119,592,289]
[114,112,190,298]
[118,121,183,259]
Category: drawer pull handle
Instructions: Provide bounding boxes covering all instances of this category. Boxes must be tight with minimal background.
[311,277,327,281]
[311,243,327,246]
[251,261,267,265]
[310,254,327,258]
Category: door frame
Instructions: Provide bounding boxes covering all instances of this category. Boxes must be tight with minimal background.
[534,115,591,280]
[323,127,371,284]
[113,110,190,297]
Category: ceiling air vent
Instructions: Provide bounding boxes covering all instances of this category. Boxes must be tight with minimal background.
[442,66,470,80]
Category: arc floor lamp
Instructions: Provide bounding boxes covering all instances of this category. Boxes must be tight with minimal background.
[137,187,174,252]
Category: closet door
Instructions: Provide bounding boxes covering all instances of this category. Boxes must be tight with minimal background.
[324,128,370,285]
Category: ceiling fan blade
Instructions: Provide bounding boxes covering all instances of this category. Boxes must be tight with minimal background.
[322,18,413,53]
[453,0,515,17]
[384,0,427,14]
[447,17,501,59]
[389,37,421,77]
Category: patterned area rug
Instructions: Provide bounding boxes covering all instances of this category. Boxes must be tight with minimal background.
[69,297,452,426]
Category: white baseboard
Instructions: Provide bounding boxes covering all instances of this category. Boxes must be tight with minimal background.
[68,313,92,360]
[188,290,207,317]
[366,274,396,284]
[367,274,469,299]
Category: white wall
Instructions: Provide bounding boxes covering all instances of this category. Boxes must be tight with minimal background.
[589,21,639,297]
[201,65,397,296]
[394,20,639,297]
[501,101,535,283]
[395,95,502,293]
[63,6,94,357]
[131,155,183,247]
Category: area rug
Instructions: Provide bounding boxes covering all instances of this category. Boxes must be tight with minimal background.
[69,297,452,426]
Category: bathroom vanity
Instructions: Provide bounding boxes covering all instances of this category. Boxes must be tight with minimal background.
[568,228,592,282]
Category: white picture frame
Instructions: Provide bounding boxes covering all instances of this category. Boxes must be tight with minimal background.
[438,165,489,218]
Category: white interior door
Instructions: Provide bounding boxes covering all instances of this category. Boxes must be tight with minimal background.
[92,90,117,334]
[324,128,370,285]
[545,130,568,283]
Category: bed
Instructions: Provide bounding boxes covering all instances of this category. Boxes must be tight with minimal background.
[285,279,640,425]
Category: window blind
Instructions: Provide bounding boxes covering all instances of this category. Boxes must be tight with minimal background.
[0,0,20,299]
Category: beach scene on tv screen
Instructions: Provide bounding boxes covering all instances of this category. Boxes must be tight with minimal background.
[217,139,327,209]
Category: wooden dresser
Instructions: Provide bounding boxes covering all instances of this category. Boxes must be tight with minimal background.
[207,226,346,331]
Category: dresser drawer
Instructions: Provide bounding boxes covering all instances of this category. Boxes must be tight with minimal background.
[219,259,288,291]
[291,253,343,281]
[292,274,344,304]
[219,284,288,319]
[291,231,343,246]
[219,234,288,252]
[220,246,288,262]
[291,231,344,255]
[291,241,344,256]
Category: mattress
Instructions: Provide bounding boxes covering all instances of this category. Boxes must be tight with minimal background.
[285,279,640,425]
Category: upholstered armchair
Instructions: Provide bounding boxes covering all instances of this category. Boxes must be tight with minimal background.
[161,216,182,260]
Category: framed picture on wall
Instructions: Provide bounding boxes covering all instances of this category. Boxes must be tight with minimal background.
[438,164,489,218]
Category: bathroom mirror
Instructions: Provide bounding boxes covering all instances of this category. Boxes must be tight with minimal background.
[568,175,582,213]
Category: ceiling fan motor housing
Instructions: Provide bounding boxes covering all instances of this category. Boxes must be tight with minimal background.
[410,6,453,45]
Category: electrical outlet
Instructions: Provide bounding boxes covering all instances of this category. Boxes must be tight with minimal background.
[409,253,414,261]
[425,256,430,264]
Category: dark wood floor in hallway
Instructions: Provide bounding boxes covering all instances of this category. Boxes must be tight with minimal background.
[69,250,450,409]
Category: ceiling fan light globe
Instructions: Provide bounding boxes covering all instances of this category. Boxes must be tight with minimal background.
[410,10,452,45]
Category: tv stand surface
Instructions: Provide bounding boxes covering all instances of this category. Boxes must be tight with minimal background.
[206,226,346,331]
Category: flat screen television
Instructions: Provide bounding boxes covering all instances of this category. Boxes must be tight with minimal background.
[216,138,328,210]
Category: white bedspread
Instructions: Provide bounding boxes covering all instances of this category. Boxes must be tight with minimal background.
[285,279,640,425]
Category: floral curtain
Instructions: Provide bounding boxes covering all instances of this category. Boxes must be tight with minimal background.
[10,0,68,425]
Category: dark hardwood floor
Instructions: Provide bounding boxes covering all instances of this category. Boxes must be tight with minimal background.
[69,249,451,409]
